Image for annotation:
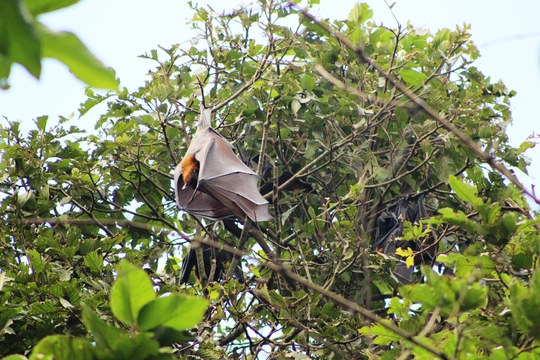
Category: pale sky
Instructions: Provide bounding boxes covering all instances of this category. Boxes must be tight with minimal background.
[1,0,539,206]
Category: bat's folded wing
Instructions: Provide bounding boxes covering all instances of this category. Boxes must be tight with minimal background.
[190,134,271,222]
[200,173,273,222]
[174,163,236,220]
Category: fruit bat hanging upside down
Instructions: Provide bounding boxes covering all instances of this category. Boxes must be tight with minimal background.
[373,196,435,284]
[174,108,273,222]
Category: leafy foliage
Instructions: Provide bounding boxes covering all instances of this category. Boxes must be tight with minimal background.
[1,1,539,359]
[1,261,205,360]
[0,0,118,90]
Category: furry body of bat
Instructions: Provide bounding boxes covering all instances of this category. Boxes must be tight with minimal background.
[179,245,244,285]
[374,196,435,284]
[174,108,272,222]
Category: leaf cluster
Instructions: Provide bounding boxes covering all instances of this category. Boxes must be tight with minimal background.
[0,0,118,90]
[2,261,206,360]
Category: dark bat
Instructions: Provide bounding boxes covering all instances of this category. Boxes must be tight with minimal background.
[374,196,434,284]
[374,197,412,284]
[406,196,436,265]
[373,197,408,253]
[174,108,272,222]
[179,245,244,285]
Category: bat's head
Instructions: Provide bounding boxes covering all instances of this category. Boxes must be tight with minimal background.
[180,154,200,189]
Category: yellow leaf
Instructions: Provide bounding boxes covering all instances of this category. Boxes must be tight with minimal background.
[405,256,415,268]
[396,247,415,268]
[395,247,413,257]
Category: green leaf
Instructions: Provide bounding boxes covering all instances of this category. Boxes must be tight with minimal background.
[138,294,208,331]
[461,282,488,311]
[400,283,439,311]
[2,356,28,360]
[373,280,393,295]
[110,261,155,325]
[31,300,61,314]
[82,306,124,351]
[455,254,494,278]
[84,251,103,274]
[24,0,79,16]
[439,208,482,234]
[27,249,44,274]
[516,139,535,155]
[479,203,501,224]
[387,297,412,320]
[511,271,540,339]
[17,191,36,208]
[448,175,482,206]
[305,140,319,159]
[512,252,533,270]
[300,74,315,91]
[500,213,518,240]
[115,332,160,360]
[37,24,119,90]
[269,290,287,307]
[347,3,373,24]
[0,0,41,78]
[397,69,427,87]
[152,325,193,347]
[36,115,48,131]
[195,349,224,359]
[0,58,12,87]
[359,321,401,345]
[29,335,95,360]
[79,88,109,117]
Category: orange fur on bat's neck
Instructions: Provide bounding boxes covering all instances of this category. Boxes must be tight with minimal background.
[180,154,199,188]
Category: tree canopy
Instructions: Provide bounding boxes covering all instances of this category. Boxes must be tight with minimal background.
[1,1,539,359]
